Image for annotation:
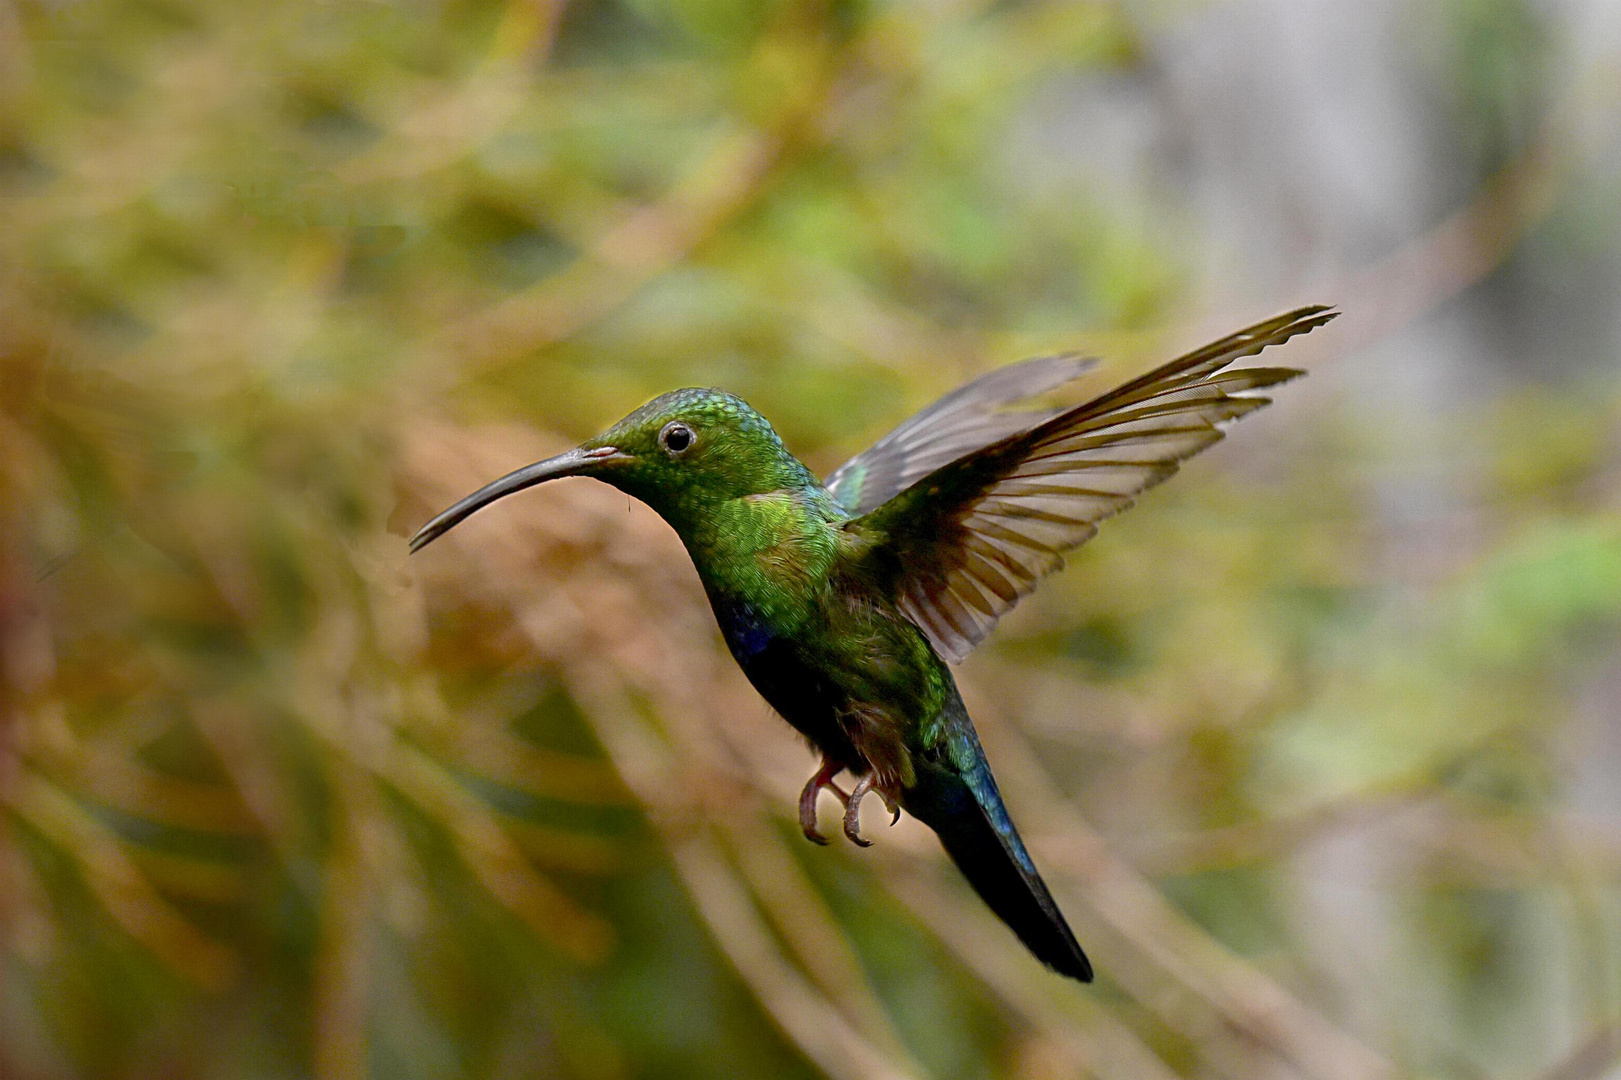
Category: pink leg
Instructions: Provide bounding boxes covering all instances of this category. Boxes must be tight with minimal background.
[798,757,850,845]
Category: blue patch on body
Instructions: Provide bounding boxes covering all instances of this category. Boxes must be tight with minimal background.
[716,601,775,662]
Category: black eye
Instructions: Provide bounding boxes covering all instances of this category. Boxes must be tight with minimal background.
[660,422,694,455]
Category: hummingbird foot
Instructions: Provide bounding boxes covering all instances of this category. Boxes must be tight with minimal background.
[798,757,850,846]
[842,773,900,847]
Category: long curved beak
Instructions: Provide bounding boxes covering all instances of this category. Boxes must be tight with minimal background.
[409,445,623,553]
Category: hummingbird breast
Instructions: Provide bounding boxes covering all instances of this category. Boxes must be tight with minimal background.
[683,488,943,782]
[711,596,863,767]
[707,579,945,788]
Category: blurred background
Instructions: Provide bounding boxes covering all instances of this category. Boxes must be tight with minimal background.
[2,0,1620,1077]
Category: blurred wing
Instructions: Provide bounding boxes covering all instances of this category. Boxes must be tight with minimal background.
[825,353,1097,516]
[851,306,1335,661]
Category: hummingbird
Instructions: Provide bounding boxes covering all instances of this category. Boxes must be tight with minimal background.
[410,306,1334,982]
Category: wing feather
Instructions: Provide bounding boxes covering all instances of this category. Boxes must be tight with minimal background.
[825,353,1099,515]
[847,306,1334,661]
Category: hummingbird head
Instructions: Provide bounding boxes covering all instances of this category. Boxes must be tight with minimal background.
[409,388,819,553]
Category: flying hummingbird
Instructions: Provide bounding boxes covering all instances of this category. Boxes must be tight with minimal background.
[410,306,1334,982]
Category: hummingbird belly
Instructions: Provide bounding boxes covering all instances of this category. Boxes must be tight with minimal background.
[711,597,862,768]
[708,587,942,790]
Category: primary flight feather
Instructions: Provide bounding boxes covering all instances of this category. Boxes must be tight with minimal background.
[411,305,1335,983]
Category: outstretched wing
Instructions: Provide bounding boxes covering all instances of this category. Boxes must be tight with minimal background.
[825,353,1097,516]
[847,306,1335,662]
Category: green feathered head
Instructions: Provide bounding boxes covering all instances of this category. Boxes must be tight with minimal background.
[410,388,822,552]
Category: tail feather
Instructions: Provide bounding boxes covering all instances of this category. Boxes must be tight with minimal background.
[903,740,1092,982]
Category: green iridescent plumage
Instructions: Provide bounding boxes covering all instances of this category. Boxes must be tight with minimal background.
[410,306,1336,983]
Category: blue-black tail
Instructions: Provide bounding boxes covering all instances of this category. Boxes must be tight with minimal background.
[902,717,1092,982]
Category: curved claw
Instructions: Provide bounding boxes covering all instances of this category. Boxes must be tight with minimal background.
[844,773,885,847]
[799,785,830,845]
[843,806,872,847]
[870,781,900,826]
[798,757,849,845]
